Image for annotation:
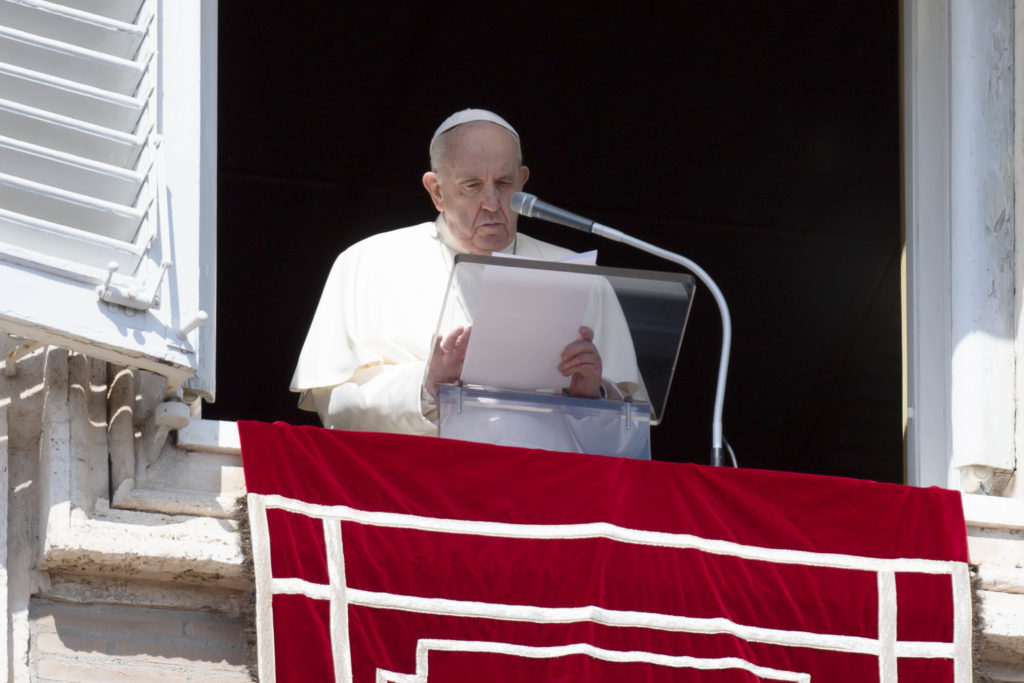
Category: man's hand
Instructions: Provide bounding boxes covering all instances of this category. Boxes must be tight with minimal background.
[425,326,471,397]
[559,326,602,398]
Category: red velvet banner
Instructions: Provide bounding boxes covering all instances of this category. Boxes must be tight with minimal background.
[239,421,971,682]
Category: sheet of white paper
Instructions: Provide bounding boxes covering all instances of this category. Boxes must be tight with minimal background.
[460,253,599,392]
[488,249,597,266]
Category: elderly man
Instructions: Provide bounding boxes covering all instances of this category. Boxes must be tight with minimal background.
[290,109,615,435]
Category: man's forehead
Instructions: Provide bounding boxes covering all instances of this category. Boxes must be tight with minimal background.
[445,126,520,175]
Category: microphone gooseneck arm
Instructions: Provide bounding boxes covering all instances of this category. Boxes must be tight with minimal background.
[512,192,732,467]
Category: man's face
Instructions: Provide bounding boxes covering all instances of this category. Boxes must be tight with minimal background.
[423,122,529,254]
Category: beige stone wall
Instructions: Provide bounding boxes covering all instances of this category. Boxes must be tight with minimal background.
[30,600,250,683]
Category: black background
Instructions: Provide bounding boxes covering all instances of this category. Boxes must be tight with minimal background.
[210,2,902,482]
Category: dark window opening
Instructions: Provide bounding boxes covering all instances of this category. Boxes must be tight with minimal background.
[211,2,902,483]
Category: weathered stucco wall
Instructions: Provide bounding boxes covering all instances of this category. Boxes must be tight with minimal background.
[30,600,248,683]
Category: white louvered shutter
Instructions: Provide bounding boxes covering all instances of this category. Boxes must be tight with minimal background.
[0,0,216,398]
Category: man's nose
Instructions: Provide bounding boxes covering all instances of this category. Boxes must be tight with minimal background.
[481,184,500,211]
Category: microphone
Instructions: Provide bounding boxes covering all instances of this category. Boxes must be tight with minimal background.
[513,191,735,468]
[511,192,596,233]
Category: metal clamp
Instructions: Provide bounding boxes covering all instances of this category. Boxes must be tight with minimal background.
[96,259,171,311]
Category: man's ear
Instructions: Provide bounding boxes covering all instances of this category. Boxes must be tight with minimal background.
[519,166,530,187]
[422,172,444,212]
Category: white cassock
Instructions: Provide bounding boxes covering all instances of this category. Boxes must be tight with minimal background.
[290,216,644,436]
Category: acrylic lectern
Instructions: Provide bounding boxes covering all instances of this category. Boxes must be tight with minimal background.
[427,254,695,460]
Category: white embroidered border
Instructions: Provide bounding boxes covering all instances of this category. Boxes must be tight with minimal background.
[951,562,973,682]
[247,493,276,683]
[273,576,330,599]
[372,639,812,682]
[258,493,963,576]
[325,519,353,682]
[877,571,897,680]
[346,588,950,659]
[249,492,973,683]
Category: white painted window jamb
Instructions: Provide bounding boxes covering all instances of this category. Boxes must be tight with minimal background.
[903,0,953,488]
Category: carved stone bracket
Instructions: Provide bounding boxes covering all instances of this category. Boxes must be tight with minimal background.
[38,348,245,599]
[107,364,243,519]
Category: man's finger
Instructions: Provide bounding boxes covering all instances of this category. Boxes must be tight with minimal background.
[559,355,601,375]
[440,326,465,353]
[562,340,597,361]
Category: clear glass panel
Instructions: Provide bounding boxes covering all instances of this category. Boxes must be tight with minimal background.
[429,254,696,425]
